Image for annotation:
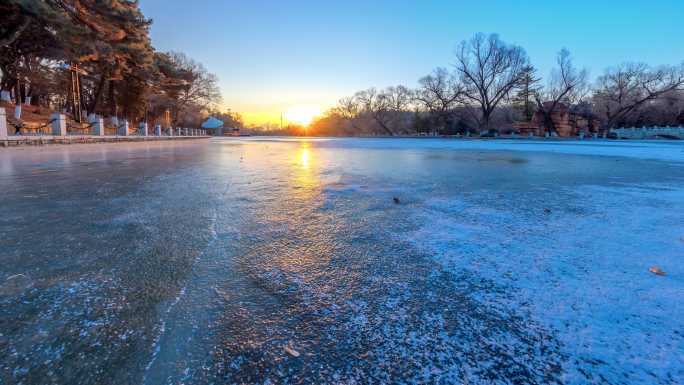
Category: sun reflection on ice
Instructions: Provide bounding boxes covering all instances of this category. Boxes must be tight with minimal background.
[292,142,318,196]
[299,146,311,170]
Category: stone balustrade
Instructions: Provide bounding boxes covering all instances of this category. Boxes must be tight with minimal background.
[0,107,7,138]
[51,113,67,136]
[118,121,129,136]
[89,115,105,136]
[611,126,684,139]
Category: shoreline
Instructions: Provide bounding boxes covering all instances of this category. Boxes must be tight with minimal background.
[227,135,683,143]
[0,135,684,148]
[0,135,211,147]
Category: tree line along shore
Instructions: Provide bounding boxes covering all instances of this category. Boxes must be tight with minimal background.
[2,2,683,138]
[299,34,684,138]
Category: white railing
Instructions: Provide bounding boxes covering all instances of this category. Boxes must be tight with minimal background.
[0,109,209,139]
[611,126,684,139]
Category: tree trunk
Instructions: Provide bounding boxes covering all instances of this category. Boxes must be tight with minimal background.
[374,118,394,136]
[0,63,11,93]
[108,80,117,117]
[89,71,107,114]
[541,109,556,134]
[15,79,21,105]
[20,82,27,103]
[481,109,491,132]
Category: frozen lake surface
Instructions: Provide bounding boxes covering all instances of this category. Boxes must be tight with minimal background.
[1,138,683,384]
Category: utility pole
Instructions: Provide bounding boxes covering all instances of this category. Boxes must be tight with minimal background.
[164,109,171,128]
[67,63,87,123]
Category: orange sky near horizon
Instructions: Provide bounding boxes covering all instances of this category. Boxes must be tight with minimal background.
[142,1,684,130]
[237,104,329,127]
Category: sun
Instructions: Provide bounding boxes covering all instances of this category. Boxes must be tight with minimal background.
[283,106,321,126]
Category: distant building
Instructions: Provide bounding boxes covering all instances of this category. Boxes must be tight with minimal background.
[201,116,224,136]
[200,116,243,136]
[513,102,601,137]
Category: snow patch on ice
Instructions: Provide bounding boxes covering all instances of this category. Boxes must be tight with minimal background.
[406,183,684,384]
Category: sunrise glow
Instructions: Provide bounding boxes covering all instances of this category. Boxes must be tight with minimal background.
[284,106,321,126]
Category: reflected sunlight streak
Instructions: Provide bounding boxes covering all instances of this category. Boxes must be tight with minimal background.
[299,147,311,169]
[291,142,318,197]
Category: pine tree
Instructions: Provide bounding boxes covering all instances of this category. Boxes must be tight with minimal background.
[513,65,540,122]
[1,0,221,127]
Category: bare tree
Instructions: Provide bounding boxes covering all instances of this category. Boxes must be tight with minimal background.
[594,62,684,127]
[150,51,221,126]
[381,85,414,134]
[167,52,221,111]
[534,48,589,134]
[454,33,529,131]
[334,95,363,132]
[354,86,411,135]
[633,90,684,127]
[351,88,382,134]
[415,67,464,134]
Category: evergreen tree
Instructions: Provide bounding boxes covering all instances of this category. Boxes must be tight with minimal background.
[1,1,223,128]
[513,65,540,122]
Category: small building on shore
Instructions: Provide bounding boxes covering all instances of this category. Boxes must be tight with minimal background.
[513,102,601,137]
[201,116,224,136]
[201,116,242,136]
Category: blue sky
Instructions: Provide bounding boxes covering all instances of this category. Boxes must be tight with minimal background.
[140,0,684,124]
